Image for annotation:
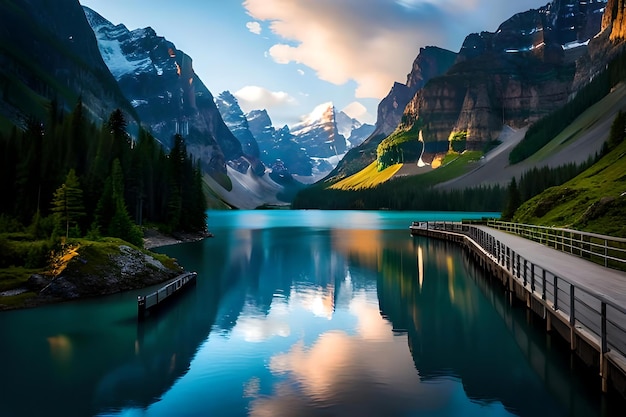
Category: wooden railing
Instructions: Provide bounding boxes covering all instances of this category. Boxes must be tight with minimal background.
[410,221,626,361]
[138,271,197,317]
[486,220,626,271]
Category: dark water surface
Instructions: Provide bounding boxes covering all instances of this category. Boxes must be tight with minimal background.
[0,210,623,417]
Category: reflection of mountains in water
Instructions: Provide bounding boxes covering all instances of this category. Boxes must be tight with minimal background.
[377,237,601,416]
[93,283,221,413]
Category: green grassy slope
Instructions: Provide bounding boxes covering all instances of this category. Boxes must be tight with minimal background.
[513,138,626,237]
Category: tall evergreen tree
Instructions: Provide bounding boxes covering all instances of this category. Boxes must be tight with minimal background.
[51,169,86,239]
[502,177,521,221]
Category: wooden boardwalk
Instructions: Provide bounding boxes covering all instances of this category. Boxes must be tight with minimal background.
[410,222,626,396]
[474,226,626,306]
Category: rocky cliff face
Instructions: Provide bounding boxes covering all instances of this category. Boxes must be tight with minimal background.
[399,0,607,160]
[246,110,313,176]
[27,244,180,303]
[324,47,457,181]
[335,110,374,147]
[603,0,626,40]
[0,0,136,129]
[215,91,260,158]
[290,102,347,158]
[214,91,265,175]
[83,6,242,175]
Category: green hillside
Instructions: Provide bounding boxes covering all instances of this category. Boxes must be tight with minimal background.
[513,133,626,237]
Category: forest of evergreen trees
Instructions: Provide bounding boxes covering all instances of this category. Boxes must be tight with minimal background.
[0,100,207,249]
[293,156,597,214]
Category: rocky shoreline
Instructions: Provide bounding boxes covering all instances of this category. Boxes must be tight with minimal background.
[143,228,213,249]
[0,229,213,311]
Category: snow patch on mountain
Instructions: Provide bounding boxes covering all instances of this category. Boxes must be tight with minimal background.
[204,166,287,209]
[96,38,152,79]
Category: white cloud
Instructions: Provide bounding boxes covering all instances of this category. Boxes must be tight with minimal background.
[243,0,547,99]
[234,86,299,125]
[341,101,370,122]
[246,21,262,35]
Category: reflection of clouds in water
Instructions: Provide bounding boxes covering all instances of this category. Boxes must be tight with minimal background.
[232,300,291,343]
[243,376,261,398]
[349,290,391,341]
[289,284,335,320]
[248,296,454,417]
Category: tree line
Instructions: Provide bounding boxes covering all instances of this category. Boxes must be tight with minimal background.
[0,99,207,249]
[294,155,597,214]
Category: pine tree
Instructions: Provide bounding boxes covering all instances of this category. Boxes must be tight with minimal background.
[502,177,521,221]
[51,169,86,239]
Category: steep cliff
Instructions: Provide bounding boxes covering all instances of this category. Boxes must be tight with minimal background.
[603,0,626,40]
[324,46,457,181]
[246,110,313,176]
[290,102,347,158]
[84,6,242,175]
[396,0,607,162]
[0,0,137,130]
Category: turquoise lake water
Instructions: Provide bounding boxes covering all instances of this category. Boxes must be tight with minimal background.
[0,210,623,416]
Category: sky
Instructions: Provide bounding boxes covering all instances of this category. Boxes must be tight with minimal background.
[78,0,548,128]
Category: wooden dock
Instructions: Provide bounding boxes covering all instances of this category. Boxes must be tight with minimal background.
[410,221,626,397]
[137,271,197,319]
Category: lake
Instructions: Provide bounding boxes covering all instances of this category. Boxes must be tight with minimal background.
[0,210,622,417]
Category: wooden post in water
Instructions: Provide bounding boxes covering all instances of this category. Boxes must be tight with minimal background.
[138,295,146,318]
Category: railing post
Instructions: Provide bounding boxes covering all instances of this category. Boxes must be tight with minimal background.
[553,275,559,311]
[600,301,609,393]
[530,264,535,292]
[542,269,546,300]
[570,284,576,350]
[523,259,528,286]
[507,247,511,272]
[569,285,575,325]
[605,239,608,268]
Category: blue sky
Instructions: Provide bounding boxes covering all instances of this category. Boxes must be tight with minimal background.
[79,0,548,127]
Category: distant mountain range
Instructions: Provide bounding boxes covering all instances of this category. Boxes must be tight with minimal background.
[215,93,374,182]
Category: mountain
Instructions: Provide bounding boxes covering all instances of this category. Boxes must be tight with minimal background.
[242,103,372,182]
[397,0,609,163]
[294,0,622,210]
[290,102,347,159]
[603,0,626,40]
[83,6,242,176]
[0,0,137,132]
[322,46,458,181]
[214,91,260,159]
[246,109,313,177]
[335,110,374,147]
[83,6,296,208]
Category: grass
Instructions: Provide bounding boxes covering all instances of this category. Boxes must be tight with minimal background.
[330,161,403,190]
[328,150,483,192]
[514,138,626,237]
[377,125,420,155]
[419,151,483,185]
[0,267,38,291]
[0,235,180,310]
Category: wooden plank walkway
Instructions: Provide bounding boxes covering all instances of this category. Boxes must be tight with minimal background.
[474,226,626,306]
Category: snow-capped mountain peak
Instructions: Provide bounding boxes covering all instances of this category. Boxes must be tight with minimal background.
[83,7,157,79]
